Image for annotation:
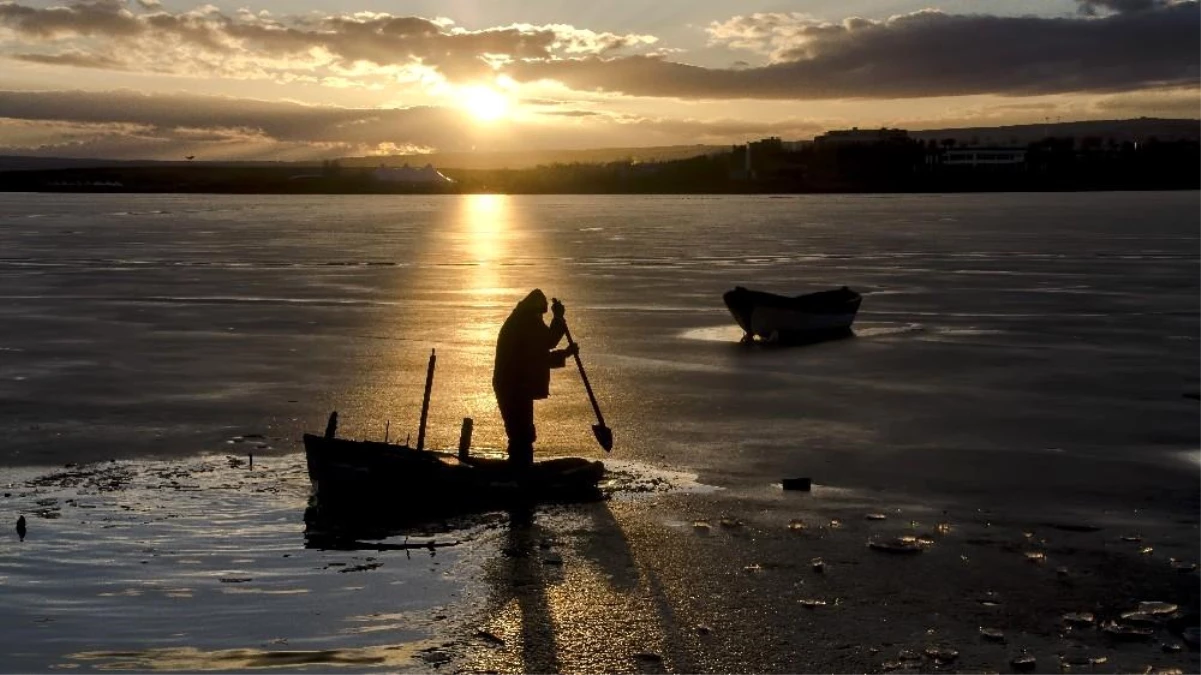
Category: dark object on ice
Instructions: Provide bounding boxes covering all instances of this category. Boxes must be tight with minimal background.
[16,515,25,541]
[723,286,861,344]
[1182,625,1199,648]
[560,312,613,453]
[303,421,605,512]
[782,477,812,491]
[324,411,338,440]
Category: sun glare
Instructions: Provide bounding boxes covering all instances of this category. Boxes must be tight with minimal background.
[461,86,510,122]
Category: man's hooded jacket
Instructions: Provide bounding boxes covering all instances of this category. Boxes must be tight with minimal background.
[492,290,568,401]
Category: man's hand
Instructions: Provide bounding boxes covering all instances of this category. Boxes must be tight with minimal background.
[564,342,579,358]
[551,298,566,319]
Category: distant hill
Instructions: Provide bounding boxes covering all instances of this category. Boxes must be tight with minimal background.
[908,118,1199,146]
[0,145,724,172]
[0,156,312,172]
[337,144,726,171]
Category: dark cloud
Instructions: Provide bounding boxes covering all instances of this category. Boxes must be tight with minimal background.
[508,3,1199,100]
[11,50,126,69]
[538,109,604,117]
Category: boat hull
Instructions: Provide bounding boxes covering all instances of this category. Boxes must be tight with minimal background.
[723,286,861,343]
[303,434,605,512]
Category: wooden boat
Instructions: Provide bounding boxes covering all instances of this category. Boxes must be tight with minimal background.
[303,432,606,511]
[723,285,861,343]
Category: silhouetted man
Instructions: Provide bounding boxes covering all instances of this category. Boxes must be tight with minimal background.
[493,289,578,467]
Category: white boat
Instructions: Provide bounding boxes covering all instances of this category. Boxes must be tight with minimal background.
[723,286,861,343]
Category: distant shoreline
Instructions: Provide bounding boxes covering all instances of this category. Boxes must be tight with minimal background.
[2,186,1197,196]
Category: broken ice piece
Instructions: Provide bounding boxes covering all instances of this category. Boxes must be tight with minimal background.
[1010,653,1036,672]
[1062,612,1095,626]
[1102,621,1153,640]
[868,536,925,554]
[923,647,958,663]
[788,519,807,531]
[865,513,887,521]
[978,627,1005,642]
[799,598,827,608]
[1136,601,1178,616]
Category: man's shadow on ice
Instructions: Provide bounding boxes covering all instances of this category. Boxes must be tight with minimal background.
[481,503,686,675]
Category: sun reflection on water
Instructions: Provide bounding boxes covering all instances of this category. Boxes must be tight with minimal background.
[461,193,512,309]
[450,194,512,422]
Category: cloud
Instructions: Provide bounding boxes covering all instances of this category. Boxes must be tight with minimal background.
[1091,86,1201,117]
[507,3,1199,100]
[1075,0,1170,14]
[0,0,141,38]
[0,89,474,146]
[1,86,1196,160]
[0,87,837,159]
[0,1,657,87]
[2,2,1194,103]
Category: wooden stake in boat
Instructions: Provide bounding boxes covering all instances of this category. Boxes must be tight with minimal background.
[458,417,473,460]
[416,349,436,451]
[384,420,390,443]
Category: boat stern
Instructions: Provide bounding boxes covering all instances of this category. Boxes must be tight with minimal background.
[723,286,755,334]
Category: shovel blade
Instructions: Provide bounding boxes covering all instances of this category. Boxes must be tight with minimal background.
[592,424,614,453]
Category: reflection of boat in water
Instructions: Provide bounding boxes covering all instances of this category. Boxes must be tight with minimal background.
[303,432,606,513]
[723,285,861,343]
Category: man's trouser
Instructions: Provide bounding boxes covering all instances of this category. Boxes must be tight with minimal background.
[497,395,535,467]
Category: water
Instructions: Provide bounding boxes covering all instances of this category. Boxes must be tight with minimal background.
[0,192,1197,671]
[1,193,1195,486]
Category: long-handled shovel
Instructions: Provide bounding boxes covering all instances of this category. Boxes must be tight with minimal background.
[558,307,613,452]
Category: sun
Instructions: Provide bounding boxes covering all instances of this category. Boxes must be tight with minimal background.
[460,86,510,123]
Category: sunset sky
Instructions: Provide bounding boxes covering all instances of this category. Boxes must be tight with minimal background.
[0,0,1197,159]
